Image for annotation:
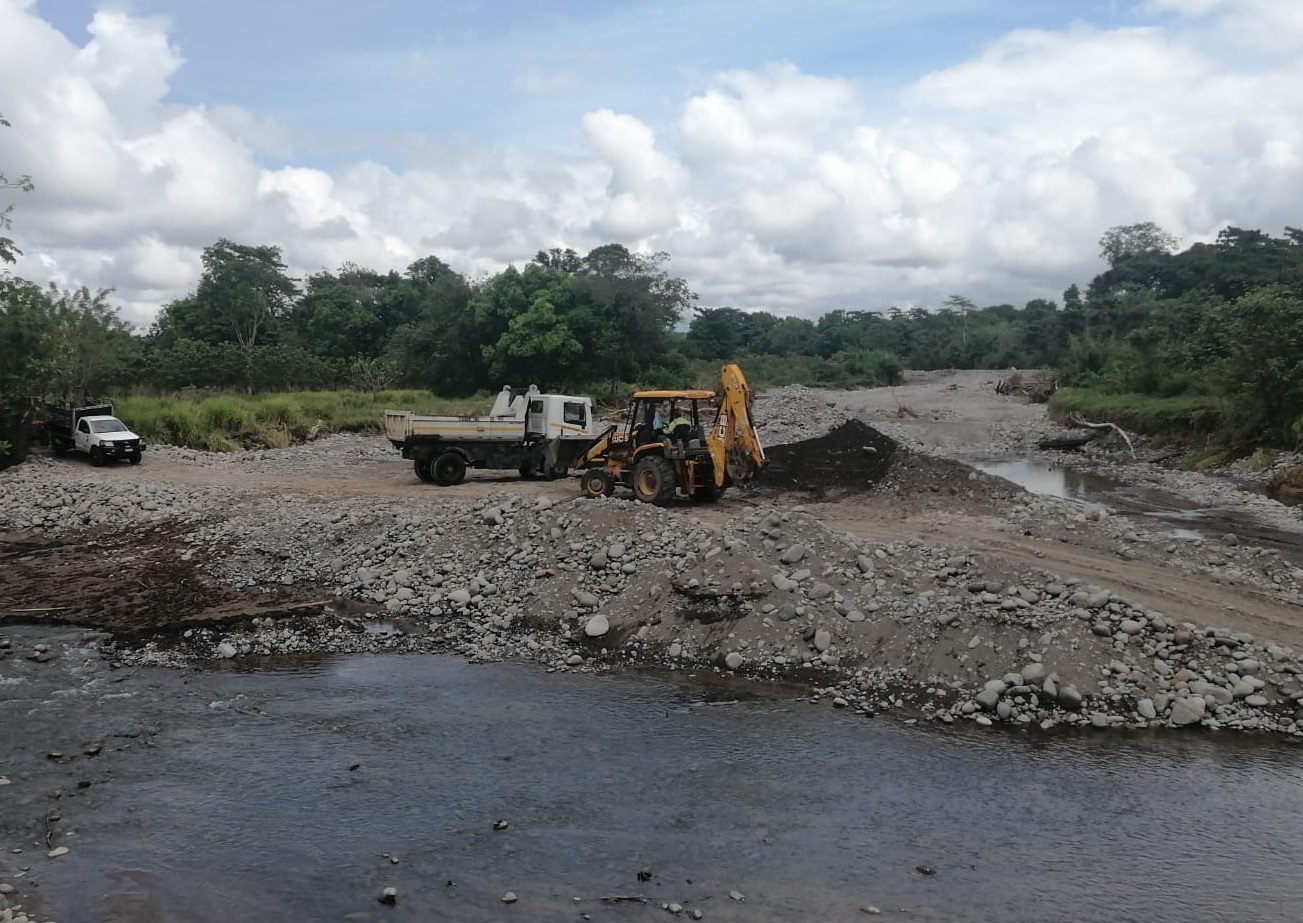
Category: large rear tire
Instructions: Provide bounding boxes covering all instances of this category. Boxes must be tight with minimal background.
[414,458,435,483]
[580,468,615,499]
[631,456,676,506]
[128,451,142,465]
[432,452,468,486]
[90,447,106,467]
[52,439,69,458]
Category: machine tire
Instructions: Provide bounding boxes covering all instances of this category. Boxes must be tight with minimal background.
[692,482,725,503]
[580,468,615,499]
[128,451,143,465]
[631,456,676,506]
[414,458,435,483]
[90,447,106,467]
[518,461,536,479]
[432,452,468,486]
[52,439,69,458]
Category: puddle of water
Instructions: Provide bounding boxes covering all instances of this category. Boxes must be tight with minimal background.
[970,459,1120,501]
[16,651,1303,923]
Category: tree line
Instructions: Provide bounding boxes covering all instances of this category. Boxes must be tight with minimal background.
[4,101,1303,464]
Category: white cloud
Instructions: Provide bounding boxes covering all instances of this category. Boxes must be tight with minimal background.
[2,0,1303,329]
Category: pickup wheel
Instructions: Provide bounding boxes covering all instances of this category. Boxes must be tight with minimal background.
[128,451,142,465]
[414,458,435,483]
[90,447,106,467]
[432,452,467,487]
[580,469,615,499]
[52,439,69,458]
[631,456,676,505]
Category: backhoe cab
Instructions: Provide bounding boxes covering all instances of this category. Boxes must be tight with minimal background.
[577,363,766,505]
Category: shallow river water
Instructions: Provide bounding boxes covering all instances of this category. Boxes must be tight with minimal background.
[6,643,1303,923]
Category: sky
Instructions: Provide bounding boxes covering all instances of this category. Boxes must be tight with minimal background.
[2,0,1302,329]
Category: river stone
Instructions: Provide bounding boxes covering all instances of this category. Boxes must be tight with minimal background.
[584,614,610,638]
[1119,619,1144,635]
[772,574,798,592]
[808,582,834,600]
[724,651,744,670]
[1170,696,1207,726]
[780,545,807,565]
[813,629,832,653]
[607,543,626,559]
[1020,662,1046,683]
[572,591,600,609]
[216,642,237,659]
[1189,682,1233,705]
[448,588,473,606]
[47,846,69,858]
[1245,694,1270,707]
[1137,698,1158,720]
[1231,680,1256,699]
[1056,684,1083,710]
[976,688,1001,710]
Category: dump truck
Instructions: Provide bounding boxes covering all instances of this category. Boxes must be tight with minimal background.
[40,402,146,466]
[575,363,766,504]
[385,385,602,486]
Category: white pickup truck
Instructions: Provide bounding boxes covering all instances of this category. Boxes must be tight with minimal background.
[385,385,601,485]
[41,403,146,466]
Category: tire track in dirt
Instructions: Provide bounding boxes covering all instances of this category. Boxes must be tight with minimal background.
[817,505,1303,650]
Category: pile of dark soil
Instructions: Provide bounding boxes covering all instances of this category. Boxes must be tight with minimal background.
[758,419,1022,503]
[761,419,898,491]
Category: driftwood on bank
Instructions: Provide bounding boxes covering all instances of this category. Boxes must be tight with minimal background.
[1063,412,1137,458]
[996,371,1059,403]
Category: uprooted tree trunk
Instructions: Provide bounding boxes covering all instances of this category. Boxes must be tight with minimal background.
[996,371,1059,403]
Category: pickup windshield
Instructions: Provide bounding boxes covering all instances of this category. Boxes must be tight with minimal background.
[89,418,129,434]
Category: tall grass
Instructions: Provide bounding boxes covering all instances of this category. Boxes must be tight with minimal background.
[1049,388,1229,437]
[112,389,495,452]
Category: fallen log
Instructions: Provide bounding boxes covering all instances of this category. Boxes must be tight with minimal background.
[1035,431,1100,451]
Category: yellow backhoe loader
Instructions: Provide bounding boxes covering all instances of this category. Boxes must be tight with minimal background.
[576,363,766,505]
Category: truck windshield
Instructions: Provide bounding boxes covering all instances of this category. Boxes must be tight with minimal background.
[90,418,129,434]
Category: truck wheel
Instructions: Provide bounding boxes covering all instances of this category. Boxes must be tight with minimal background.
[518,461,535,479]
[90,447,106,467]
[581,469,615,499]
[52,439,69,458]
[631,456,676,505]
[432,452,467,486]
[414,459,435,483]
[128,451,142,465]
[693,482,725,503]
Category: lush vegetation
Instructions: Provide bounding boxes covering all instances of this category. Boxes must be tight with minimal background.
[4,102,1303,467]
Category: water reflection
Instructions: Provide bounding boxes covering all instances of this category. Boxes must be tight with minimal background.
[970,459,1120,500]
[26,654,1303,923]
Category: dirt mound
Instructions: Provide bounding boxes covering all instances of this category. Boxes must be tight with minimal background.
[761,419,898,491]
[759,418,1022,503]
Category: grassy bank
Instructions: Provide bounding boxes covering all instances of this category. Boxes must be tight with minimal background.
[114,390,493,452]
[1048,388,1229,439]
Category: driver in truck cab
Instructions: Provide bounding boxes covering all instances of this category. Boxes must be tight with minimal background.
[666,410,693,441]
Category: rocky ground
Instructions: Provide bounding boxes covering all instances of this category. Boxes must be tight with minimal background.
[2,369,1303,753]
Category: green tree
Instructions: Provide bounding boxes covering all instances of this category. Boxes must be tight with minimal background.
[483,295,583,386]
[0,112,34,265]
[1099,222,1179,268]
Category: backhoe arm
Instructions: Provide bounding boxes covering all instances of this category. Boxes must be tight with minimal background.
[708,363,766,487]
